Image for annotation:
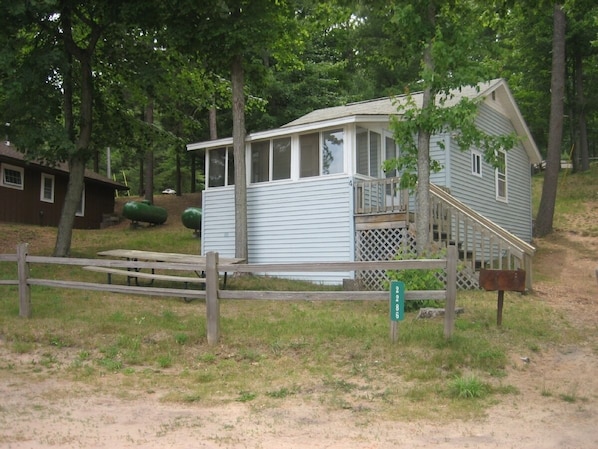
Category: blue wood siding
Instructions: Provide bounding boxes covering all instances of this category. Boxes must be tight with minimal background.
[202,177,355,284]
[446,104,533,242]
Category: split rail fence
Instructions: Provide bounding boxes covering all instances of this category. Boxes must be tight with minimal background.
[0,243,458,344]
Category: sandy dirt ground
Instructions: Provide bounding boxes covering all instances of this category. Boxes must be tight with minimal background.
[1,231,597,449]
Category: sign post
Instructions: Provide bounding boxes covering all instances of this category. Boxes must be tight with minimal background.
[389,281,405,343]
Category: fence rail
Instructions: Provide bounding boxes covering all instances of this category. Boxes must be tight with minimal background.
[1,243,458,344]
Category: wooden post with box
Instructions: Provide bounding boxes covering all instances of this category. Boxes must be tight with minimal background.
[479,268,526,326]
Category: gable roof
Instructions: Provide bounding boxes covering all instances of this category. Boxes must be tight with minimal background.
[0,142,129,190]
[187,78,541,164]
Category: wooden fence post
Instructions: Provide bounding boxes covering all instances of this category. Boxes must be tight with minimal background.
[17,243,31,318]
[205,251,220,345]
[443,245,457,339]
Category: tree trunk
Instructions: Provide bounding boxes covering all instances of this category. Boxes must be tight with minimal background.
[535,3,566,238]
[190,153,196,193]
[139,158,144,196]
[209,105,218,140]
[176,148,182,196]
[54,157,86,256]
[574,50,589,172]
[54,54,93,256]
[231,54,248,261]
[415,4,436,255]
[144,100,154,204]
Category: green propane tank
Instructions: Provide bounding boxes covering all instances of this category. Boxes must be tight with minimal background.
[182,207,202,235]
[122,201,168,225]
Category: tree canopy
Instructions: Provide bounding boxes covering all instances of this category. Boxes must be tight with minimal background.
[1,0,597,253]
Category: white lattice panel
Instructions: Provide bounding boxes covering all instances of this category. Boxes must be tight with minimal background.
[355,226,480,290]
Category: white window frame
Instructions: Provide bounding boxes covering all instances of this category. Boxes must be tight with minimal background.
[76,187,85,217]
[207,146,234,188]
[250,137,292,184]
[1,163,24,190]
[495,149,507,202]
[471,150,482,177]
[40,173,55,203]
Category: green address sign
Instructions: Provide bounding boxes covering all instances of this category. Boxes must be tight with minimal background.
[389,281,405,322]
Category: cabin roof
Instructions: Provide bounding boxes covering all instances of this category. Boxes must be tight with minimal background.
[0,142,129,189]
[187,78,541,164]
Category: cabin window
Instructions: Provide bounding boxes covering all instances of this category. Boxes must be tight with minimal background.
[250,137,291,183]
[208,147,235,187]
[322,129,344,175]
[356,127,381,177]
[495,150,507,201]
[357,127,396,178]
[385,135,397,178]
[76,187,85,217]
[300,133,320,178]
[251,141,270,183]
[300,130,345,178]
[1,163,24,190]
[471,150,482,177]
[272,137,291,180]
[40,173,55,203]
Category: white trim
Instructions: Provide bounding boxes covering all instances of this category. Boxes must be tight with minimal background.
[1,163,24,190]
[187,115,390,152]
[40,173,55,203]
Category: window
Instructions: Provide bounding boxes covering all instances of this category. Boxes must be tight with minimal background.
[495,150,507,201]
[322,129,344,175]
[385,136,397,178]
[471,150,482,177]
[76,187,85,217]
[300,133,320,178]
[40,173,55,203]
[251,141,270,183]
[272,137,291,180]
[250,137,292,183]
[1,163,24,190]
[356,127,397,178]
[356,127,381,177]
[208,147,235,187]
[300,130,345,178]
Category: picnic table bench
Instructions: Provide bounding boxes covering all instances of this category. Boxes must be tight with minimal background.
[85,249,244,290]
[82,265,206,287]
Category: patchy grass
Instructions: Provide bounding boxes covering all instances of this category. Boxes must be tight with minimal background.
[0,174,594,421]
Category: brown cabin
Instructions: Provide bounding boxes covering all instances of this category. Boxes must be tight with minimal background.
[0,142,128,229]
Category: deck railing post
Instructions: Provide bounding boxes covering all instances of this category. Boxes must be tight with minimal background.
[205,251,220,345]
[444,244,457,338]
[17,243,31,318]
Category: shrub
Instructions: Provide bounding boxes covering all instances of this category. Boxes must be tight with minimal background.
[385,248,445,311]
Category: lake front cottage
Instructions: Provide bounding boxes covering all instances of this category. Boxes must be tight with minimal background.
[187,79,541,289]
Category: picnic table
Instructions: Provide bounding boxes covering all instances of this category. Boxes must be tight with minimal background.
[85,249,243,290]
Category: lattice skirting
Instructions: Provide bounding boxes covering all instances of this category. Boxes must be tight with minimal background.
[355,227,480,290]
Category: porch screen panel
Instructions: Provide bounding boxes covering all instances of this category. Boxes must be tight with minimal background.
[322,129,344,175]
[385,136,397,177]
[369,131,381,177]
[356,127,368,176]
[208,148,226,187]
[300,133,319,178]
[251,141,270,183]
[227,148,235,185]
[272,137,291,180]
